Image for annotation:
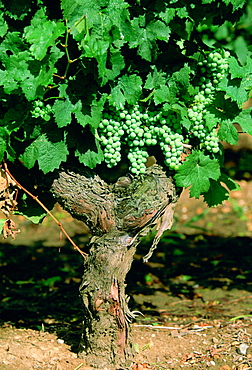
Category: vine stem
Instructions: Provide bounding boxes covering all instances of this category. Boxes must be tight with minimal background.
[2,162,87,258]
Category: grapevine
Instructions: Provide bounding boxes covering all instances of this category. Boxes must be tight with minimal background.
[98,50,230,175]
[0,0,251,367]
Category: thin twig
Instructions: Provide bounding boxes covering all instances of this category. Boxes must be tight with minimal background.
[73,364,84,370]
[134,324,181,329]
[3,162,87,258]
[134,324,213,331]
[182,143,192,149]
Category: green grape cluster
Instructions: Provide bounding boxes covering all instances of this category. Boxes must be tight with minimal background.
[98,111,124,168]
[31,100,52,121]
[98,49,229,175]
[98,104,184,174]
[187,50,230,154]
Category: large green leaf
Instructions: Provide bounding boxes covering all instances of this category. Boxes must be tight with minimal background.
[0,12,7,37]
[235,108,252,135]
[75,136,104,169]
[117,74,142,105]
[24,8,65,60]
[53,99,73,128]
[20,133,69,173]
[174,151,221,199]
[218,119,239,145]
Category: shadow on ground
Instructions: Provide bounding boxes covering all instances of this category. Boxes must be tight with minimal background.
[1,232,252,352]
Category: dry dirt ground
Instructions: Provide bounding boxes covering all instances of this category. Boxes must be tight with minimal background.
[1,179,252,370]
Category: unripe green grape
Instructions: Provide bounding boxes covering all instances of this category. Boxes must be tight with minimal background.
[106,124,114,132]
[133,139,140,146]
[144,132,152,139]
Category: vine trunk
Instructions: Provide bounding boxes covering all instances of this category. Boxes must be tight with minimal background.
[51,164,178,369]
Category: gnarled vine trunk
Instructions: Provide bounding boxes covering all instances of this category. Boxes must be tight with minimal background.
[51,164,178,369]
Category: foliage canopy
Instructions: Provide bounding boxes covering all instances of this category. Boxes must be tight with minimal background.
[1,0,252,215]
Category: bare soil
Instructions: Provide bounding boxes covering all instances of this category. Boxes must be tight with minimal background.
[1,179,252,370]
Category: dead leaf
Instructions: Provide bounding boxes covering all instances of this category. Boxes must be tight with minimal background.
[3,219,20,239]
[218,365,231,370]
[131,363,152,370]
[0,168,16,190]
[0,168,18,217]
[209,346,226,358]
[181,352,195,362]
[237,365,251,370]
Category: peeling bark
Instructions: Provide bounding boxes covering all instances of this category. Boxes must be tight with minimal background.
[51,164,178,369]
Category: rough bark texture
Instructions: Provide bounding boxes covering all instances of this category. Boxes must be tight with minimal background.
[51,164,178,369]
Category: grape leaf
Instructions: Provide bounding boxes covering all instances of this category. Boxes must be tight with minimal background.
[110,85,125,108]
[222,0,247,10]
[220,172,240,191]
[128,17,170,62]
[53,99,73,128]
[0,31,26,54]
[20,133,69,173]
[174,151,221,198]
[19,139,39,169]
[235,108,252,135]
[228,56,252,78]
[202,179,229,206]
[3,106,27,132]
[144,67,166,90]
[147,20,170,41]
[75,136,103,169]
[37,134,69,173]
[0,51,32,93]
[159,8,176,24]
[204,111,219,131]
[0,13,8,37]
[203,173,240,206]
[73,95,106,129]
[32,45,64,89]
[118,74,142,105]
[171,64,191,90]
[104,50,125,83]
[15,193,52,224]
[24,8,65,60]
[89,96,107,129]
[180,116,191,130]
[61,0,100,38]
[218,76,247,106]
[128,18,152,62]
[153,85,170,104]
[218,119,239,145]
[82,35,109,59]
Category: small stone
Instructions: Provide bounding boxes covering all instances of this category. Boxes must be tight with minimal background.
[57,339,64,344]
[237,344,249,355]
